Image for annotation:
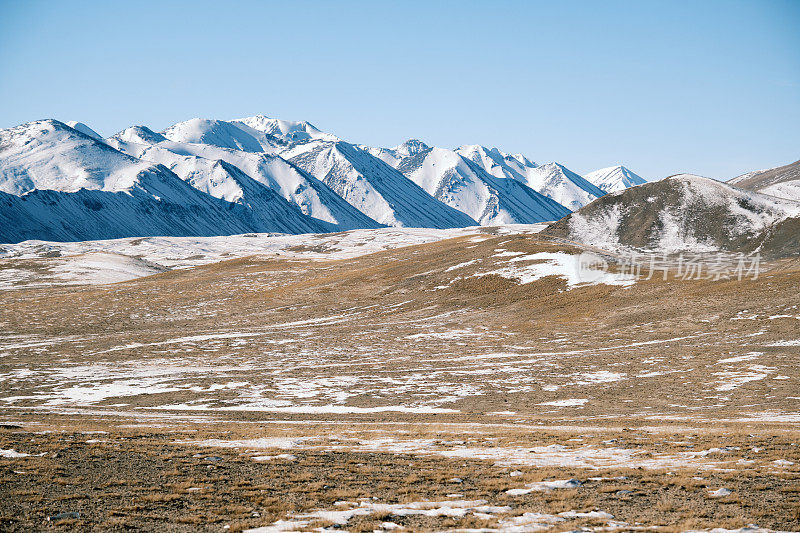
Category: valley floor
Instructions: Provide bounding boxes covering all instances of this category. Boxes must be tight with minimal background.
[0,227,798,531]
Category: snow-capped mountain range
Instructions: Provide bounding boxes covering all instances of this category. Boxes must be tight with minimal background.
[367,140,569,225]
[0,114,654,243]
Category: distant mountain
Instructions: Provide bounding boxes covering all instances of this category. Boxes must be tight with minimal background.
[373,140,569,225]
[14,113,780,249]
[234,115,337,143]
[455,144,538,181]
[112,125,167,145]
[108,129,380,230]
[162,118,269,153]
[515,162,605,210]
[105,141,339,232]
[0,120,328,243]
[729,159,800,202]
[584,165,647,193]
[543,174,800,259]
[452,145,604,210]
[283,140,477,228]
[65,121,104,141]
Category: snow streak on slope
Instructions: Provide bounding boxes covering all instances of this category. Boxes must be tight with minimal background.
[759,181,800,202]
[729,160,800,202]
[162,118,266,153]
[108,132,381,230]
[381,141,569,225]
[283,140,477,228]
[583,165,647,193]
[234,115,337,143]
[0,120,326,243]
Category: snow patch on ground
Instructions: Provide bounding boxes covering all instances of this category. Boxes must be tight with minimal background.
[714,365,775,391]
[538,399,589,407]
[0,226,499,288]
[0,449,30,458]
[505,478,581,495]
[244,497,623,533]
[475,252,635,288]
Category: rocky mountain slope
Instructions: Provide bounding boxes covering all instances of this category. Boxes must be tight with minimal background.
[543,174,800,258]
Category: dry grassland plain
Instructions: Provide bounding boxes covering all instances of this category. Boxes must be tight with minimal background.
[0,229,798,531]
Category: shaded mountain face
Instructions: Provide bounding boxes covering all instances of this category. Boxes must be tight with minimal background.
[543,174,800,259]
[0,120,328,243]
[108,132,381,231]
[283,140,477,228]
[378,143,568,225]
[583,165,647,193]
[729,159,800,202]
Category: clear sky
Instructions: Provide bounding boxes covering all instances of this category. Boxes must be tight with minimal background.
[1,0,798,180]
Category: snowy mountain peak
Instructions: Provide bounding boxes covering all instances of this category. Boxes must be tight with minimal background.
[111,125,167,145]
[394,139,431,157]
[390,143,569,225]
[506,152,536,167]
[457,144,502,159]
[457,144,536,165]
[162,118,264,153]
[455,144,538,182]
[520,162,606,211]
[0,119,335,243]
[66,121,104,141]
[584,165,647,194]
[282,139,475,228]
[234,115,336,143]
[0,119,160,195]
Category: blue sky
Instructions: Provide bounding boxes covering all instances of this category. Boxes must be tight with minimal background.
[1,0,798,180]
